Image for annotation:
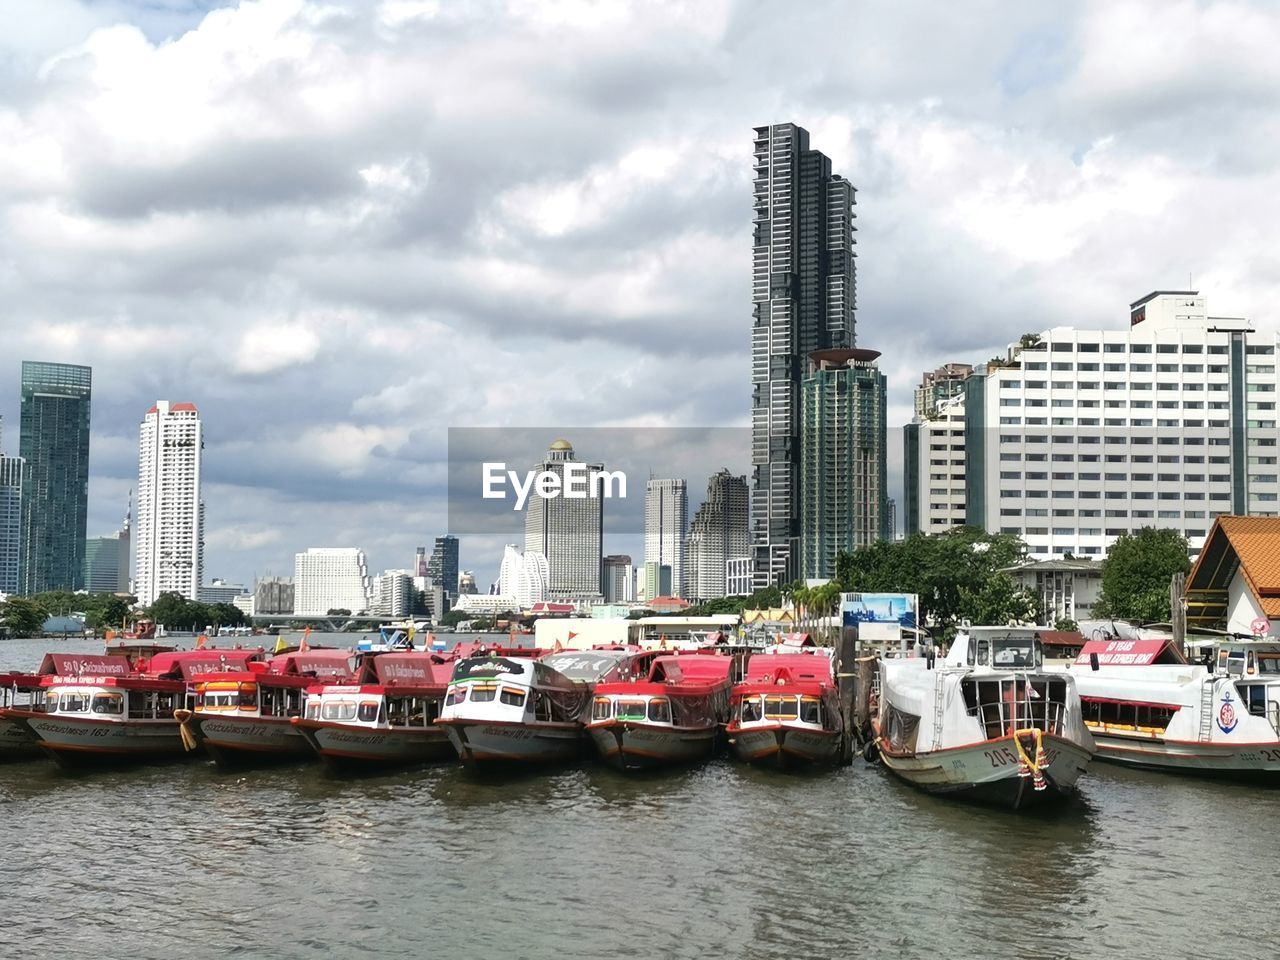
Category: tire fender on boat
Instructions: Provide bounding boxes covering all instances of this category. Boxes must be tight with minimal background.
[862,740,880,764]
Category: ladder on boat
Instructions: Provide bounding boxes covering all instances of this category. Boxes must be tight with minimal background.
[1198,678,1216,743]
[931,668,946,749]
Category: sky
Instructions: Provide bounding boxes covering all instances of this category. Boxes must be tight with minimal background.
[4,0,1280,591]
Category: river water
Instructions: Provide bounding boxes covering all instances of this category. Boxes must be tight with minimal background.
[0,636,1268,960]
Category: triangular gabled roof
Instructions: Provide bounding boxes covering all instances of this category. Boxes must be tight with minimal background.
[1187,516,1280,622]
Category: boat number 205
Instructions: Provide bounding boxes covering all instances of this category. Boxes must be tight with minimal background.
[984,746,1059,768]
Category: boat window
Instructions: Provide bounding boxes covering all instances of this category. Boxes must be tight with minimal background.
[62,693,90,713]
[1226,650,1247,678]
[500,687,526,708]
[799,696,820,724]
[239,684,258,710]
[1258,655,1280,675]
[470,683,497,703]
[764,696,799,720]
[740,697,762,722]
[616,700,648,721]
[445,686,466,706]
[357,701,381,723]
[92,693,124,715]
[647,698,671,723]
[591,697,612,721]
[305,702,320,720]
[1242,684,1269,717]
[976,640,990,666]
[321,700,357,721]
[993,640,1034,668]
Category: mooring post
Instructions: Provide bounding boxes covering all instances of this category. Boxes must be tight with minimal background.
[836,621,859,763]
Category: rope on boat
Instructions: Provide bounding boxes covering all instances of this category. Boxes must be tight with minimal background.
[1011,727,1048,791]
[174,709,199,752]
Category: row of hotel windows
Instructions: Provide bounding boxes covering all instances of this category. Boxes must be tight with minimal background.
[1004,382,1275,392]
[1000,400,1241,410]
[996,491,1263,501]
[996,471,1272,481]
[996,436,1266,446]
[998,417,1230,426]
[1023,343,1275,355]
[1023,362,1276,373]
[999,454,1236,463]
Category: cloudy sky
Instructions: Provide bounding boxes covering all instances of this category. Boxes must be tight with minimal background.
[3,0,1280,591]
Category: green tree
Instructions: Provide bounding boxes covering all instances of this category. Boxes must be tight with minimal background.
[1093,527,1191,623]
[439,609,472,627]
[1054,617,1079,632]
[326,608,352,617]
[1,597,51,638]
[960,573,1040,627]
[85,595,134,631]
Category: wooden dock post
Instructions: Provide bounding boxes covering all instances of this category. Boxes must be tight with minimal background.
[836,622,859,763]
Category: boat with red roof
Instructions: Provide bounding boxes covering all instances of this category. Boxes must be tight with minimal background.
[2,650,259,767]
[291,651,457,771]
[174,648,356,766]
[726,651,843,768]
[439,646,654,766]
[585,653,735,770]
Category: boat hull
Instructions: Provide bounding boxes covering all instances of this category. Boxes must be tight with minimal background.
[586,721,718,771]
[1090,731,1280,780]
[0,715,42,760]
[729,723,842,769]
[186,713,313,766]
[292,719,454,772]
[9,711,188,768]
[440,718,587,766]
[876,731,1092,809]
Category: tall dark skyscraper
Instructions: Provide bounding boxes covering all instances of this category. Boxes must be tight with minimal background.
[750,122,857,588]
[18,361,92,594]
[427,534,460,600]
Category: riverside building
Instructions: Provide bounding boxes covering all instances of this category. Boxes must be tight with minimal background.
[136,401,204,605]
[906,291,1280,559]
[750,122,857,589]
[685,469,750,602]
[524,439,604,601]
[293,548,372,616]
[644,478,687,598]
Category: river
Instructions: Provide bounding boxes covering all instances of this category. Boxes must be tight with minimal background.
[0,636,1267,959]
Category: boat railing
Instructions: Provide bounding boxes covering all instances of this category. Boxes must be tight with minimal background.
[961,677,1068,740]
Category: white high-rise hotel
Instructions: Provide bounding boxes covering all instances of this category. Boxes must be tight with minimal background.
[136,401,204,605]
[294,548,372,616]
[644,478,687,598]
[907,291,1280,558]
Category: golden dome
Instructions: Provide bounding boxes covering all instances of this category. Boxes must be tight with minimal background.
[549,438,573,451]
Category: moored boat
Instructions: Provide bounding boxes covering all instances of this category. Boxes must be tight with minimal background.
[586,653,735,771]
[726,652,843,769]
[175,648,356,766]
[291,652,456,771]
[439,647,654,766]
[874,627,1095,809]
[5,650,259,768]
[1065,637,1280,778]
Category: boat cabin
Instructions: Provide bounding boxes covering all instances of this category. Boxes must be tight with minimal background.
[302,652,454,730]
[944,629,1073,740]
[730,654,836,728]
[589,654,734,729]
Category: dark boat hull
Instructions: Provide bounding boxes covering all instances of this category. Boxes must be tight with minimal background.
[729,724,842,769]
[292,718,454,772]
[587,721,718,771]
[10,711,189,768]
[186,713,313,767]
[439,718,587,766]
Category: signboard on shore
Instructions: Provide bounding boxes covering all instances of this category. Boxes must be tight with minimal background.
[841,593,918,645]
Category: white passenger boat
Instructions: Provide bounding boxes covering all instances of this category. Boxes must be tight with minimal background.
[438,647,654,765]
[873,627,1096,809]
[1065,637,1280,778]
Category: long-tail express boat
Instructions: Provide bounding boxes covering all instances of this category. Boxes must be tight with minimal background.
[439,647,654,765]
[874,627,1096,809]
[174,648,356,765]
[586,653,735,770]
[726,651,843,768]
[291,651,457,771]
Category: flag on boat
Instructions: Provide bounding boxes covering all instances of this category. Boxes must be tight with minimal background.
[299,627,311,653]
[567,631,578,641]
[273,635,288,654]
[195,634,208,650]
[406,626,417,648]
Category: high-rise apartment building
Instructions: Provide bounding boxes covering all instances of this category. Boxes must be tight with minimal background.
[602,554,634,603]
[84,498,131,594]
[254,576,294,616]
[293,548,372,616]
[427,535,459,600]
[751,122,857,588]
[497,544,550,609]
[524,439,604,600]
[799,348,887,579]
[18,361,92,593]
[644,478,687,597]
[914,363,974,420]
[913,291,1279,559]
[685,469,749,602]
[903,393,967,536]
[0,454,22,595]
[135,401,204,605]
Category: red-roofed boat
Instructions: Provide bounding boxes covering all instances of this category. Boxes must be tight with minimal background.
[439,647,655,765]
[585,653,735,770]
[726,652,843,768]
[3,650,258,767]
[174,649,356,766]
[291,652,457,771]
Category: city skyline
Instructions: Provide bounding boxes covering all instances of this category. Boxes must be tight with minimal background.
[4,2,1280,590]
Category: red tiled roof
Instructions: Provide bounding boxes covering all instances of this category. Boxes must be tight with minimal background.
[1195,516,1280,617]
